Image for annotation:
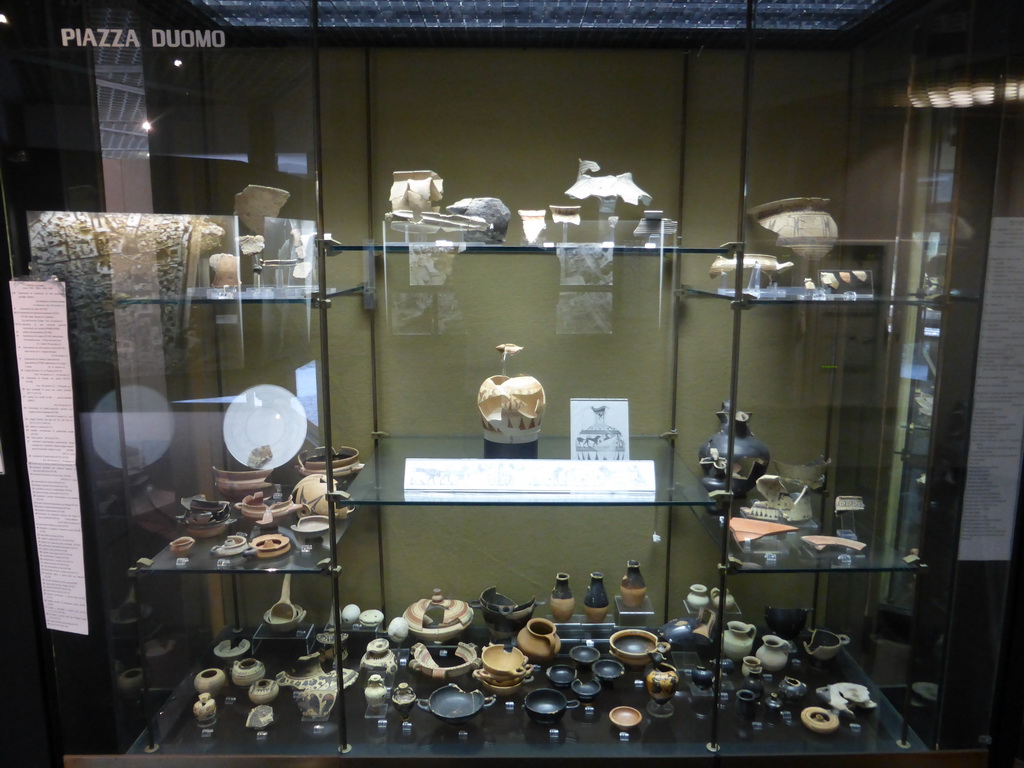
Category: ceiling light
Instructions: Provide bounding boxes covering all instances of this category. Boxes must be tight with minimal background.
[0,13,9,24]
[173,59,183,67]
[142,120,152,132]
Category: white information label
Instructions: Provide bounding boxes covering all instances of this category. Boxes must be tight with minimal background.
[9,280,89,634]
[959,218,1024,561]
[404,458,656,502]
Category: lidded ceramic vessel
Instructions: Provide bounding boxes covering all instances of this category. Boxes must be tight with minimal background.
[549,573,575,622]
[697,401,771,498]
[620,560,647,609]
[403,588,474,643]
[583,572,610,623]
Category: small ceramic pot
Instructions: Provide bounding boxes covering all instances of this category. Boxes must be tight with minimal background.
[644,658,680,706]
[549,573,575,622]
[609,706,642,732]
[391,682,417,720]
[764,692,785,715]
[690,665,714,691]
[619,560,647,609]
[686,584,709,610]
[709,586,737,612]
[117,668,144,699]
[778,676,808,703]
[248,678,279,705]
[231,658,266,688]
[741,656,762,677]
[593,659,626,686]
[571,678,602,702]
[481,644,530,680]
[545,664,577,689]
[194,667,227,697]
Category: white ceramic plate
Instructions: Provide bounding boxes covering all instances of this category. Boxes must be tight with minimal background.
[223,385,307,469]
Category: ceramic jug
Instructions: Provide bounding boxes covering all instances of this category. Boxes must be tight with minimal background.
[516,617,561,664]
[686,584,709,610]
[364,674,388,708]
[722,621,757,661]
[644,654,680,707]
[620,560,647,609]
[755,634,793,672]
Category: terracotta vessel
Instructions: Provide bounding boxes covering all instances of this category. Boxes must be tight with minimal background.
[248,678,279,705]
[549,573,575,622]
[475,586,535,641]
[620,560,647,609]
[751,197,838,261]
[686,584,709,610]
[516,617,561,664]
[609,628,670,668]
[478,343,545,453]
[408,641,481,680]
[583,572,609,623]
[293,473,352,518]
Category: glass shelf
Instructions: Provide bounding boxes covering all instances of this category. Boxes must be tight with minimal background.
[692,509,924,574]
[114,285,363,305]
[682,285,978,306]
[138,518,350,574]
[347,436,712,507]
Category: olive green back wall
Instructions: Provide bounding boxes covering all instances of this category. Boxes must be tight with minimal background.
[314,47,851,621]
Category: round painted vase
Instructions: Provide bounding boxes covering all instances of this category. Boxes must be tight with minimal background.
[722,621,757,661]
[686,584,709,610]
[231,658,266,688]
[697,401,771,498]
[644,654,680,706]
[690,665,715,691]
[248,678,280,705]
[755,635,794,672]
[620,560,647,609]
[516,617,561,664]
[549,573,575,622]
[364,674,388,708]
[478,343,545,458]
[193,692,217,723]
[583,572,610,623]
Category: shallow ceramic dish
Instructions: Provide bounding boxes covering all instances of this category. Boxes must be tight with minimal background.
[296,446,361,476]
[609,706,643,731]
[291,515,331,535]
[223,384,307,470]
[169,536,196,555]
[545,664,577,688]
[568,645,600,669]
[473,668,529,697]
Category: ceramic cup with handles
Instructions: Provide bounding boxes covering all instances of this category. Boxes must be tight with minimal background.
[803,629,851,661]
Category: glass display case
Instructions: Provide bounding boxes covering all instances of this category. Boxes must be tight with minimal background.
[1,0,1018,764]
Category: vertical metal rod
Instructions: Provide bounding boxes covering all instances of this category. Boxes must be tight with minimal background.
[309,0,350,752]
[230,573,241,632]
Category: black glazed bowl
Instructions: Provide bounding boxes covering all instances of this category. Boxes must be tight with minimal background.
[524,688,579,725]
[593,658,625,685]
[546,664,577,688]
[568,645,600,669]
[764,606,810,641]
[570,678,602,701]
